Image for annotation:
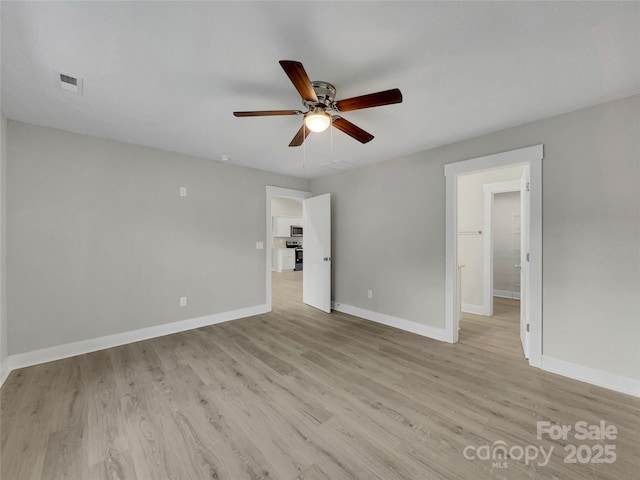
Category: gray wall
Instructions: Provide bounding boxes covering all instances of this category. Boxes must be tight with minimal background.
[0,113,7,371]
[271,197,303,218]
[312,95,640,381]
[457,166,524,307]
[493,191,521,295]
[7,121,309,355]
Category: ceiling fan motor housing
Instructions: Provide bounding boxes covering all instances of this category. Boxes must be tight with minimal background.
[305,81,337,110]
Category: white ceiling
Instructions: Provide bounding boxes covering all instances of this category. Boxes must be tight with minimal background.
[2,1,639,179]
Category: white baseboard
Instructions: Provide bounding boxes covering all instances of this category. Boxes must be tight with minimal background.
[541,355,640,398]
[332,302,448,342]
[494,289,521,300]
[0,360,9,387]
[461,303,487,316]
[0,304,269,388]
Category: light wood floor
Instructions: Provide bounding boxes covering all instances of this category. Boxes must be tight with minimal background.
[1,272,638,479]
[460,296,524,358]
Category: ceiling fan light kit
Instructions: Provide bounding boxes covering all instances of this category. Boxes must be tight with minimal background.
[233,60,403,147]
[304,109,331,133]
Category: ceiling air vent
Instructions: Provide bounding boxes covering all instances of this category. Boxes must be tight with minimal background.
[58,73,83,94]
[323,160,354,170]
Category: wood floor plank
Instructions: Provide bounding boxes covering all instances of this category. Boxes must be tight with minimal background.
[41,422,89,480]
[79,351,137,480]
[1,272,638,479]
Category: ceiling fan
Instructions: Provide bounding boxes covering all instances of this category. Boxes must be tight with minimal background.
[233,60,403,147]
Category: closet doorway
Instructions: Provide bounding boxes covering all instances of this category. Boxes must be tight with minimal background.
[444,145,542,368]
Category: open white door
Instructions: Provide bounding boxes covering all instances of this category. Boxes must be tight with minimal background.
[520,168,530,358]
[303,194,331,313]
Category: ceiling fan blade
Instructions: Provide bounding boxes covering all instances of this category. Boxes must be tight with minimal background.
[233,110,303,117]
[334,88,403,112]
[332,116,374,144]
[279,60,318,103]
[289,124,311,147]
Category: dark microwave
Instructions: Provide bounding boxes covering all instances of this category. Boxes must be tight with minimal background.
[291,225,303,237]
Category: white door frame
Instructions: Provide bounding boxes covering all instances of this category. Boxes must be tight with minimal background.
[482,180,522,316]
[266,186,312,311]
[444,145,543,368]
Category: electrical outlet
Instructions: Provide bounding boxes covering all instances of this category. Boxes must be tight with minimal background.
[180,297,187,307]
[179,187,187,197]
[367,289,373,299]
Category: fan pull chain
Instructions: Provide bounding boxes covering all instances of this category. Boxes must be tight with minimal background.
[302,116,306,169]
[330,115,333,165]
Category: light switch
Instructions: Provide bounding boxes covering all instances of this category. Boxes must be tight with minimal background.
[179,187,187,197]
[256,241,264,250]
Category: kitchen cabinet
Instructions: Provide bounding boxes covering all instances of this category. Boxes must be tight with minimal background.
[272,216,303,237]
[272,249,296,272]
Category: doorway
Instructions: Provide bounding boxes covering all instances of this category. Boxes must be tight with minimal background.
[490,191,522,303]
[270,194,305,309]
[265,186,332,314]
[266,186,311,311]
[444,145,543,368]
[458,170,526,357]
